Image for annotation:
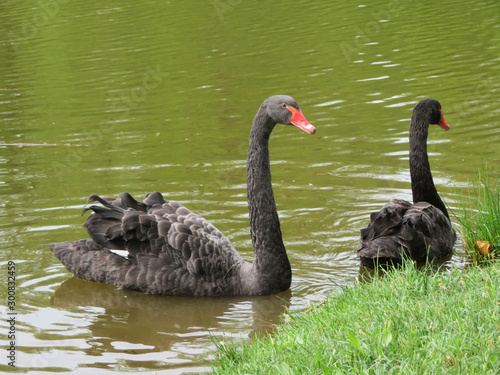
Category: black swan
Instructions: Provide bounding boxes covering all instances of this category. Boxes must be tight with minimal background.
[357,99,456,268]
[50,95,316,296]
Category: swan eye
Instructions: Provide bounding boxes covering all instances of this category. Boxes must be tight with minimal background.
[281,103,288,109]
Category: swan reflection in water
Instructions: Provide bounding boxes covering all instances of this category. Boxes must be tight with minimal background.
[51,276,291,357]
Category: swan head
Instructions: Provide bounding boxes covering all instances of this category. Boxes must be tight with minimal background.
[264,95,316,134]
[415,98,450,131]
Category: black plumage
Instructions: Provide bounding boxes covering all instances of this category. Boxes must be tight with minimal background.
[357,99,456,268]
[50,95,316,296]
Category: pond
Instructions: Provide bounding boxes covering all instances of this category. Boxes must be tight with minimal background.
[0,0,499,373]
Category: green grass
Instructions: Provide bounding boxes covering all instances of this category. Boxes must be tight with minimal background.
[211,263,500,374]
[456,171,500,260]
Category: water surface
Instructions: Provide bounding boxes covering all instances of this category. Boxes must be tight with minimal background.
[0,0,499,373]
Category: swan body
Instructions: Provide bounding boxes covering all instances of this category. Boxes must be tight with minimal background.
[51,95,316,296]
[357,99,456,268]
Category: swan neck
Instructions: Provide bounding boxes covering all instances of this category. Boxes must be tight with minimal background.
[246,106,291,292]
[409,112,449,218]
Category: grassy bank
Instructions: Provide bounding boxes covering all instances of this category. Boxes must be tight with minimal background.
[456,172,500,260]
[212,262,500,374]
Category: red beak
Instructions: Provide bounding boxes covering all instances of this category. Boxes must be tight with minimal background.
[288,107,316,134]
[438,109,450,131]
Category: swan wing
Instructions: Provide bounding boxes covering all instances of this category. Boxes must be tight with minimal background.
[86,191,241,266]
[357,199,411,263]
[359,199,411,240]
[52,192,245,295]
[358,200,455,266]
[401,201,456,261]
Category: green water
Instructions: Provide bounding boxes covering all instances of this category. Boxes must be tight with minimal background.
[0,0,499,373]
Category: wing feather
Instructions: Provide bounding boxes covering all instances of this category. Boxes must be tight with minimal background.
[358,199,455,267]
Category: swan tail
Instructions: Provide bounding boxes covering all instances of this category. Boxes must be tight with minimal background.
[357,236,409,267]
[50,239,132,287]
